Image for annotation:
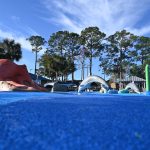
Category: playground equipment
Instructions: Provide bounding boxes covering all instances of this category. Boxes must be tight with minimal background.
[145,64,150,95]
[78,75,141,94]
[78,75,109,93]
[119,82,140,94]
[78,65,150,96]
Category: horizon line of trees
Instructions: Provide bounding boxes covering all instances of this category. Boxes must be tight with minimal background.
[0,26,150,81]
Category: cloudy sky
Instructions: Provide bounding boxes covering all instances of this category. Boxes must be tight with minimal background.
[0,0,150,79]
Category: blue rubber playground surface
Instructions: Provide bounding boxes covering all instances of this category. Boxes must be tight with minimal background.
[0,92,150,150]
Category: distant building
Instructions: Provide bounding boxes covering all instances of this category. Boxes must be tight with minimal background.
[29,73,50,86]
[114,76,146,92]
[110,82,119,90]
[44,81,78,92]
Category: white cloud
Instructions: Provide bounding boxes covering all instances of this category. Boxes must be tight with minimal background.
[126,26,150,36]
[42,0,150,35]
[0,13,39,50]
[0,29,32,50]
[0,18,40,51]
[24,26,39,35]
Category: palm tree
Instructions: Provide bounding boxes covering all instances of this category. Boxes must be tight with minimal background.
[0,39,22,61]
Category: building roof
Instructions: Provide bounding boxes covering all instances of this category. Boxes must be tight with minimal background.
[119,76,146,82]
[29,73,49,81]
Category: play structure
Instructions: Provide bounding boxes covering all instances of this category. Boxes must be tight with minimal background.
[145,64,150,95]
[78,76,141,94]
[118,82,140,94]
[78,64,150,95]
[0,59,47,92]
[78,75,109,93]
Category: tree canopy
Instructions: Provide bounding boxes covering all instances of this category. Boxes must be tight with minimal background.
[0,39,22,62]
[134,36,150,65]
[1,26,149,81]
[27,35,46,74]
[100,30,137,79]
[48,31,69,56]
[80,27,106,75]
[39,51,76,81]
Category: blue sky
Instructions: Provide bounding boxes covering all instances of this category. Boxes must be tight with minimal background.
[0,0,150,80]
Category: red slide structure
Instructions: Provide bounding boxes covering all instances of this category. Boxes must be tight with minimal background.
[0,59,47,91]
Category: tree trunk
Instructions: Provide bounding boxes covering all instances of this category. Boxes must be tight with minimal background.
[35,51,38,75]
[141,55,144,65]
[81,62,84,80]
[72,61,74,81]
[56,72,58,81]
[89,56,92,76]
[61,75,64,81]
[72,72,74,82]
[119,49,123,89]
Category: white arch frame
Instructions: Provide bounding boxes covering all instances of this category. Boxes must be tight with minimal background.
[78,75,109,93]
